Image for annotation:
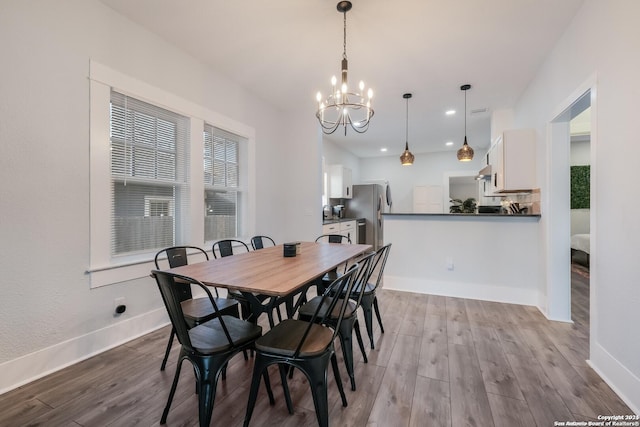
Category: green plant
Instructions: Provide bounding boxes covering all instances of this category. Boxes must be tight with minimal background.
[450,197,477,214]
[571,165,590,209]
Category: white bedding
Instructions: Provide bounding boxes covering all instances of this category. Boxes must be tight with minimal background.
[571,233,590,254]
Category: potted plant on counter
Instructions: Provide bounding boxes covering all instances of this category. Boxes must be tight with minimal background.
[450,197,477,214]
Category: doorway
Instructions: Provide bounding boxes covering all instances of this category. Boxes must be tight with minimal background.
[569,107,591,333]
[546,79,596,340]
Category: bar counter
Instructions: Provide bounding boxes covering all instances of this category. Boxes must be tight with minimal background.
[381,212,542,307]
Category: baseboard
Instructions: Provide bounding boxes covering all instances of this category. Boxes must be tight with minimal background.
[588,343,640,415]
[384,275,539,306]
[0,308,169,395]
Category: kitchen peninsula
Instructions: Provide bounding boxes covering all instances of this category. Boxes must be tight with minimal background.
[382,212,542,308]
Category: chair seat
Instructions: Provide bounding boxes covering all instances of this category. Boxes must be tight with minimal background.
[189,315,262,354]
[351,281,376,296]
[227,289,270,302]
[181,297,237,321]
[298,296,357,320]
[255,319,333,357]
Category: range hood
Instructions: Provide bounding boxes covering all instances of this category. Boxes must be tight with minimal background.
[476,164,492,180]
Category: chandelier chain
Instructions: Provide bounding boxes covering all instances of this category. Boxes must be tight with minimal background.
[343,11,347,60]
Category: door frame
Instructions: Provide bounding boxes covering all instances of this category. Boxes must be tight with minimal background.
[545,73,597,331]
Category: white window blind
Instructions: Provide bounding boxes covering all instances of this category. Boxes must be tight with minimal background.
[110,91,190,255]
[203,125,241,240]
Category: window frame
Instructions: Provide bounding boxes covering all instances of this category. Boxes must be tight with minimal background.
[203,125,247,243]
[88,61,256,288]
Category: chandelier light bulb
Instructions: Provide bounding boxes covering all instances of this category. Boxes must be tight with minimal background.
[341,82,348,93]
[331,76,337,86]
[367,88,373,99]
[316,92,322,102]
[359,81,365,91]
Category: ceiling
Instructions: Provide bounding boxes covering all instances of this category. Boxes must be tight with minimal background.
[98,0,584,159]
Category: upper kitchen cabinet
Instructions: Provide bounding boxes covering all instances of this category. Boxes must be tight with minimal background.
[327,164,352,199]
[493,129,536,193]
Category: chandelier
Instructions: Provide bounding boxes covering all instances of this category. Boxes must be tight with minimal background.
[316,1,374,135]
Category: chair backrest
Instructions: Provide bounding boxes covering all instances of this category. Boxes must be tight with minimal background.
[154,246,210,301]
[212,239,250,258]
[315,234,351,244]
[152,270,235,353]
[155,245,209,269]
[368,243,392,293]
[348,251,376,309]
[250,235,276,250]
[293,263,359,358]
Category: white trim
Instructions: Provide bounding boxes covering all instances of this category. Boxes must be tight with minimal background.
[383,275,540,307]
[589,343,640,415]
[0,308,169,395]
[545,73,597,322]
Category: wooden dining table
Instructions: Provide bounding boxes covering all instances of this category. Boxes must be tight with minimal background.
[165,241,372,325]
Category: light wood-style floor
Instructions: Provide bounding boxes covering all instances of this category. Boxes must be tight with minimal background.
[0,266,632,426]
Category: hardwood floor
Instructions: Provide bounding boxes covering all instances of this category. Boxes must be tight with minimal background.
[0,267,632,426]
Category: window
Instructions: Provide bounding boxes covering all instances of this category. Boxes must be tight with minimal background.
[110,91,190,256]
[89,61,255,288]
[203,125,242,241]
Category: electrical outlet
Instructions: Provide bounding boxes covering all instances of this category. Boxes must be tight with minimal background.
[114,297,126,315]
[446,257,454,270]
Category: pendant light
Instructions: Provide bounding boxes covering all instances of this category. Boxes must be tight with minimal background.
[457,84,474,161]
[399,93,415,166]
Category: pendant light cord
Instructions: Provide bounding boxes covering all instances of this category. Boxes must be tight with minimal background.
[406,96,409,145]
[464,88,467,138]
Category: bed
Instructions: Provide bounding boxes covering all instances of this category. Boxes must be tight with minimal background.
[571,209,590,267]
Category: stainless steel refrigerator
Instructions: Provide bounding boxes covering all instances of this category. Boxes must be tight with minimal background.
[346,184,385,251]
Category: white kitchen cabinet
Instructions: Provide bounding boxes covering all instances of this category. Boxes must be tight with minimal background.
[413,185,444,213]
[322,223,339,235]
[493,129,536,193]
[327,164,352,199]
[340,220,356,242]
[321,220,356,242]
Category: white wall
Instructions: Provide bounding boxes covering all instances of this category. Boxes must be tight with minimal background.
[513,0,640,411]
[570,139,591,166]
[0,0,318,392]
[359,151,485,213]
[322,138,361,183]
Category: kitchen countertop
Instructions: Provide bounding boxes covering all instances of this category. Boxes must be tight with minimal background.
[322,217,365,225]
[382,212,540,218]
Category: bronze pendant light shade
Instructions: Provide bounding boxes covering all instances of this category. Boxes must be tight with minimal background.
[457,84,474,161]
[399,93,415,166]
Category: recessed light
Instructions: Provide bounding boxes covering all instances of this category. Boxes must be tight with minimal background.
[445,141,454,146]
[446,110,456,115]
[380,147,388,152]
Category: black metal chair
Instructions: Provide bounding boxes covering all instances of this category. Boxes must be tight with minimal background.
[354,243,392,349]
[212,239,283,325]
[152,270,274,427]
[297,251,375,391]
[154,246,241,371]
[243,264,360,427]
[250,235,276,250]
[314,234,352,295]
[211,239,250,258]
[314,234,351,244]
